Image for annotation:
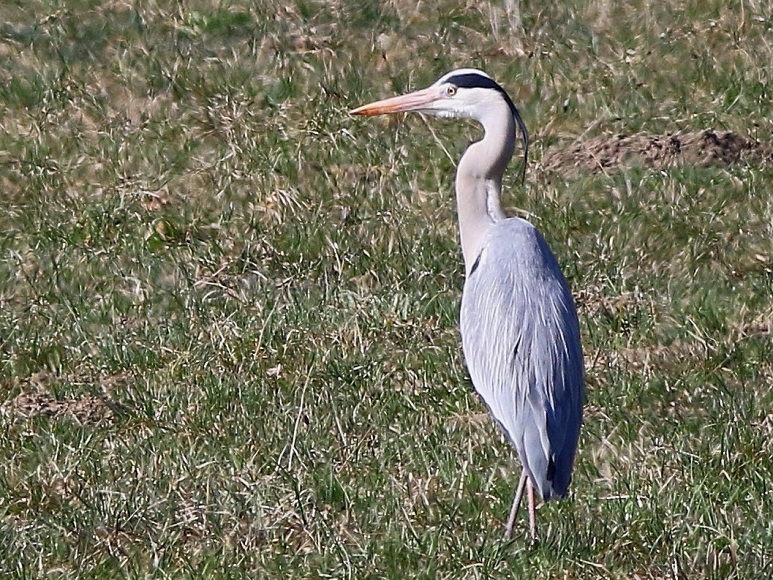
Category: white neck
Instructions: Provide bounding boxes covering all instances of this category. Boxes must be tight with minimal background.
[454,104,516,273]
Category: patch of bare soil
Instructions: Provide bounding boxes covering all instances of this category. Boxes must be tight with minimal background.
[2,392,114,424]
[1,371,118,425]
[543,130,773,175]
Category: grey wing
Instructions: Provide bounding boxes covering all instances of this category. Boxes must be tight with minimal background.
[459,219,583,501]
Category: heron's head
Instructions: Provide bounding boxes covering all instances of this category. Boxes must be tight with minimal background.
[351,68,528,174]
[350,69,514,121]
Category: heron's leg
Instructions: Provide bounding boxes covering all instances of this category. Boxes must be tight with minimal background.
[527,478,537,541]
[504,469,528,540]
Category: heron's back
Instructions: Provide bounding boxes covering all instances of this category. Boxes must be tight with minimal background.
[460,218,583,501]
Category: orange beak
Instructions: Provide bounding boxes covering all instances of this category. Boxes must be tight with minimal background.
[349,87,441,116]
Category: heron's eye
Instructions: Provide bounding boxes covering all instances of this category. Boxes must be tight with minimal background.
[446,85,457,96]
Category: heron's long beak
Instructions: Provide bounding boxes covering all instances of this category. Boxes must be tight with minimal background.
[349,87,440,116]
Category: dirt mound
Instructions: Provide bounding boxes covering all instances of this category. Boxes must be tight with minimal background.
[542,130,773,175]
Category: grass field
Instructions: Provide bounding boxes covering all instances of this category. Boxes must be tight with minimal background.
[1,0,771,577]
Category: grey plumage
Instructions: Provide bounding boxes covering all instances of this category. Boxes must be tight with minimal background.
[460,218,583,501]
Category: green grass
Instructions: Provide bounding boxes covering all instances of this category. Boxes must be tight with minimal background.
[1,0,771,577]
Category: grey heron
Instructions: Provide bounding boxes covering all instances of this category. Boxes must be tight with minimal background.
[350,69,584,541]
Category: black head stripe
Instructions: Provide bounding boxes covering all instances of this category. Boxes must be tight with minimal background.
[444,73,529,183]
[445,73,503,92]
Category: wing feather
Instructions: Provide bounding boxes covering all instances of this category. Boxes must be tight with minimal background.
[460,218,584,501]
